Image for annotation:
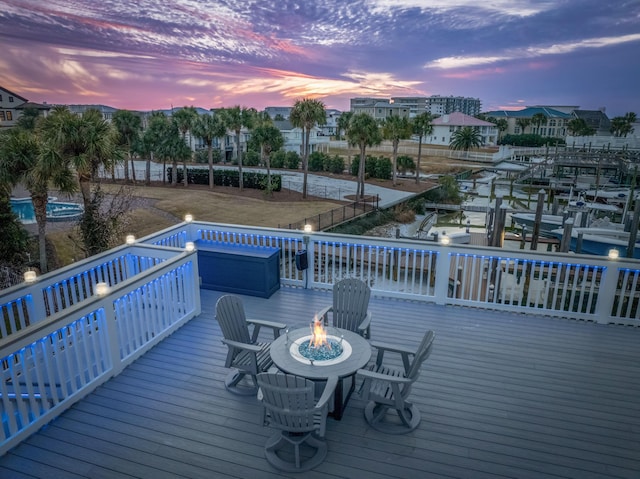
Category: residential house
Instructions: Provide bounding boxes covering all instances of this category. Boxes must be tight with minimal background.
[273,119,329,155]
[350,98,410,119]
[0,86,45,128]
[482,106,574,138]
[428,112,498,146]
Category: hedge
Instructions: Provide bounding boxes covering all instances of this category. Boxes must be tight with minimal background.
[167,167,282,191]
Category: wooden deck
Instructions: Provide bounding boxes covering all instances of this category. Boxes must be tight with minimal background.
[1,286,639,478]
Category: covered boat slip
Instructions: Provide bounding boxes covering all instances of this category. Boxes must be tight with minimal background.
[1,286,638,479]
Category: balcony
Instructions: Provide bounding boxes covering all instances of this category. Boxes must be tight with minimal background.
[1,222,639,477]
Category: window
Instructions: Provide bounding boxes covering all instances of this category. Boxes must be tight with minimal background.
[0,111,5,121]
[6,111,12,121]
[515,127,520,134]
[540,128,546,136]
[549,119,556,126]
[549,128,555,136]
[0,94,2,101]
[9,96,14,102]
[449,126,455,132]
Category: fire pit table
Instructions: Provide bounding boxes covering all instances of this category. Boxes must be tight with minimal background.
[269,326,371,420]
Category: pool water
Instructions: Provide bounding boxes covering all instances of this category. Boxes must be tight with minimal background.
[10,197,84,224]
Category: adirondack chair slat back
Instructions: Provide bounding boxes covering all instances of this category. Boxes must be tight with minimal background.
[258,374,317,432]
[216,295,251,344]
[406,330,435,381]
[332,279,371,332]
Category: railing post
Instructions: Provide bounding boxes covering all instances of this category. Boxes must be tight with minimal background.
[594,265,620,323]
[433,248,452,305]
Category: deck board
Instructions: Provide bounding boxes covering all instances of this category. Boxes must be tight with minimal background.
[1,286,639,479]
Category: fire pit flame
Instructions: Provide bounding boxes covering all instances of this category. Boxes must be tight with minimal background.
[310,317,331,350]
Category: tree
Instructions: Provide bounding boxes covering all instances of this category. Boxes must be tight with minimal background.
[156,122,191,184]
[494,118,509,139]
[516,118,531,134]
[38,106,122,257]
[15,106,41,131]
[0,193,29,270]
[412,112,434,184]
[0,125,75,272]
[345,113,382,199]
[381,115,413,186]
[192,112,227,189]
[531,113,547,134]
[336,111,353,141]
[290,98,326,198]
[450,126,483,152]
[140,112,169,184]
[567,118,595,136]
[112,110,142,184]
[250,119,284,193]
[221,106,256,190]
[172,106,198,186]
[38,106,118,212]
[610,112,636,137]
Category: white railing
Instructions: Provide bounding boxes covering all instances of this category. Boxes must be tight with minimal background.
[146,221,640,324]
[0,243,200,455]
[2,220,639,455]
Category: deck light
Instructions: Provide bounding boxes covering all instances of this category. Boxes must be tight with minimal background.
[184,214,193,223]
[95,282,110,297]
[440,233,451,246]
[185,241,196,252]
[24,271,37,283]
[125,234,136,245]
[303,224,312,233]
[608,248,619,260]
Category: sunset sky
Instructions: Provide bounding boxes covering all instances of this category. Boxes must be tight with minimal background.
[1,1,639,116]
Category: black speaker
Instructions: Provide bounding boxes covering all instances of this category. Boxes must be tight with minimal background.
[295,250,308,270]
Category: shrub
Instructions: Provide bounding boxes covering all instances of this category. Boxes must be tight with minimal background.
[326,155,345,174]
[308,151,326,172]
[284,151,300,169]
[397,155,415,174]
[244,149,261,166]
[167,167,282,191]
[270,150,286,168]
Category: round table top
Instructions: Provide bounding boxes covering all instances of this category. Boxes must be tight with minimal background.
[270,327,371,380]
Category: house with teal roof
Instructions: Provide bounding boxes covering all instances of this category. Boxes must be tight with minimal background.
[483,106,573,138]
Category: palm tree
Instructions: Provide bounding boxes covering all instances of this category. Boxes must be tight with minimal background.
[450,126,483,152]
[112,110,142,184]
[15,106,41,130]
[412,112,434,184]
[345,113,382,199]
[251,122,284,192]
[290,98,326,198]
[38,106,118,211]
[155,122,191,184]
[172,106,198,186]
[0,127,75,272]
[140,112,169,184]
[531,113,547,135]
[494,118,509,139]
[516,118,531,135]
[381,115,413,186]
[221,106,256,190]
[336,111,353,141]
[567,118,595,136]
[192,113,227,189]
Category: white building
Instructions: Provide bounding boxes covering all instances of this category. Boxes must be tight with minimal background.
[428,112,498,146]
[273,120,329,154]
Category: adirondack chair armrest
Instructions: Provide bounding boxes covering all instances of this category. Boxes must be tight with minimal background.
[357,368,411,384]
[370,341,414,356]
[370,340,415,371]
[247,319,287,340]
[357,311,372,337]
[317,305,333,325]
[315,376,338,411]
[222,338,263,353]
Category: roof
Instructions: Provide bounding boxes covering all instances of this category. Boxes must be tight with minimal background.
[0,85,28,103]
[14,101,50,110]
[483,107,572,119]
[431,111,495,126]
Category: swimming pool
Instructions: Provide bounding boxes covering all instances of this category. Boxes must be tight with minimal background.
[10,197,84,224]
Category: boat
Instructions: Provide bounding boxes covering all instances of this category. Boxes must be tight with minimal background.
[549,227,640,258]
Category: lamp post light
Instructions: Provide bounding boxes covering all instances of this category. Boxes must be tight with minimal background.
[24,271,37,283]
[125,234,136,245]
[184,214,193,223]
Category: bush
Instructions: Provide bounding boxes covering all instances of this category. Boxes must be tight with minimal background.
[167,167,282,191]
[284,151,300,169]
[270,150,286,168]
[373,157,392,180]
[308,151,326,172]
[499,134,566,147]
[326,155,345,174]
[244,149,261,166]
[397,155,415,174]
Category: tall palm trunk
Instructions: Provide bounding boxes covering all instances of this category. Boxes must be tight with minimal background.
[208,143,214,190]
[123,158,130,182]
[416,135,423,184]
[236,132,243,190]
[302,127,310,198]
[32,194,49,273]
[358,146,366,199]
[146,153,152,186]
[182,134,188,187]
[130,154,137,183]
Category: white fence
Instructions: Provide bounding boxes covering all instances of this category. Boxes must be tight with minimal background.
[0,243,200,455]
[2,220,639,455]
